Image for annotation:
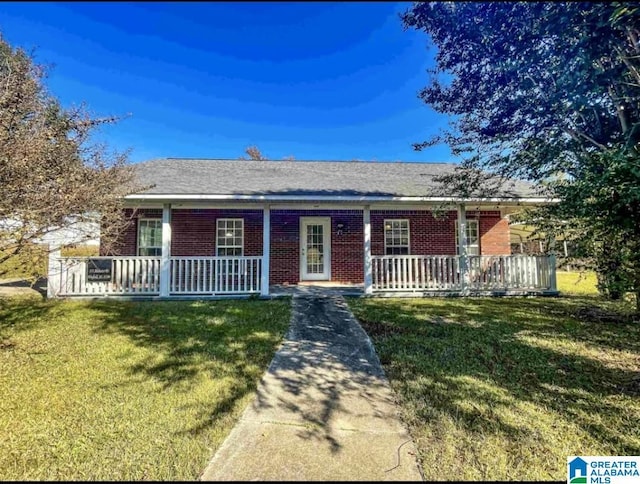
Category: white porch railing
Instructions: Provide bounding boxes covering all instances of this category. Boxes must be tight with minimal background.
[372,255,462,291]
[372,255,555,293]
[466,255,553,291]
[169,256,262,295]
[55,256,162,296]
[52,256,262,297]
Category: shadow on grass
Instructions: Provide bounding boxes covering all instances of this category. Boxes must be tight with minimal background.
[349,295,640,459]
[91,299,292,434]
[0,297,291,437]
[0,296,56,338]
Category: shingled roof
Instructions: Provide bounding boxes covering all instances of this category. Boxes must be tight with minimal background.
[129,158,538,199]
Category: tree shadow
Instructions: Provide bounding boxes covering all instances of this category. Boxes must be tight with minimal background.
[351,295,640,462]
[0,297,58,348]
[20,298,290,437]
[244,295,403,455]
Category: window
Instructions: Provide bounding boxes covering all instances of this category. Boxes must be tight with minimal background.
[455,219,480,256]
[384,219,410,255]
[137,219,162,256]
[216,219,244,256]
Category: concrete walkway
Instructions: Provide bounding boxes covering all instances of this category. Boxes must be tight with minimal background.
[200,295,423,481]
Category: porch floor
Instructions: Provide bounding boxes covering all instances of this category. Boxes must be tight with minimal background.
[270,282,364,297]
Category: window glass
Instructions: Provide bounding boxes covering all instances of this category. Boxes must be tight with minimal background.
[456,219,480,256]
[217,219,244,256]
[384,219,409,255]
[138,219,162,256]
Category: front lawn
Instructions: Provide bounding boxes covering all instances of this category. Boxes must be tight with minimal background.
[348,294,639,481]
[0,297,290,480]
[557,270,599,296]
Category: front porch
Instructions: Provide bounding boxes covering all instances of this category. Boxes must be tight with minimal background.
[47,202,558,299]
[47,253,558,298]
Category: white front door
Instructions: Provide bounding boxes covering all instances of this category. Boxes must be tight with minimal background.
[300,217,331,281]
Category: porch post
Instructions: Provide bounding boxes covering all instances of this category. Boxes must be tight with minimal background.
[363,205,373,294]
[159,203,172,297]
[46,244,62,298]
[549,253,558,292]
[261,205,270,296]
[457,204,469,291]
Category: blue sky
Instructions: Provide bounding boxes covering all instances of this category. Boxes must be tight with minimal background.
[0,2,454,164]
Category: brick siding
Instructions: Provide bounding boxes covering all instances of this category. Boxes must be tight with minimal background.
[104,207,510,285]
[270,209,363,285]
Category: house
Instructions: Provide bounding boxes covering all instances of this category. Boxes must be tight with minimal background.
[568,457,588,482]
[47,158,558,298]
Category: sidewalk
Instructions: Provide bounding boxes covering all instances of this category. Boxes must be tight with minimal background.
[200,294,423,481]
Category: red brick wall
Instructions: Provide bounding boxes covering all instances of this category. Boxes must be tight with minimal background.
[371,210,458,256]
[473,210,511,255]
[171,209,262,256]
[105,208,263,256]
[371,209,509,257]
[270,209,364,285]
[103,207,511,283]
[101,208,162,256]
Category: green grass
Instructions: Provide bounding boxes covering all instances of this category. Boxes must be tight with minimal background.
[347,294,639,481]
[0,296,290,480]
[0,246,48,280]
[557,271,599,296]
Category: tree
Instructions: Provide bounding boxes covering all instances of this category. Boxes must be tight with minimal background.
[239,145,268,160]
[403,2,640,310]
[0,33,140,281]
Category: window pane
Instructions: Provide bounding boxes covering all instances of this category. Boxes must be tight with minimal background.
[455,220,480,255]
[138,219,162,255]
[384,219,409,253]
[217,219,243,256]
[467,221,479,244]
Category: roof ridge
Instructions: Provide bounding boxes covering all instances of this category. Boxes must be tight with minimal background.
[153,157,458,165]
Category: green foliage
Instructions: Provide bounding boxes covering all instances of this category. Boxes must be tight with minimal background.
[403,2,640,309]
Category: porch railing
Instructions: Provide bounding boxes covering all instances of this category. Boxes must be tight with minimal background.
[53,256,262,297]
[466,255,552,291]
[169,256,262,295]
[55,256,162,296]
[372,255,555,293]
[372,255,461,291]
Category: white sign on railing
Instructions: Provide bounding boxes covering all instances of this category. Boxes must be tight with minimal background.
[52,256,263,297]
[55,257,161,296]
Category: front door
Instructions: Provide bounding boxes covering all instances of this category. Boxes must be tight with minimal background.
[300,217,331,281]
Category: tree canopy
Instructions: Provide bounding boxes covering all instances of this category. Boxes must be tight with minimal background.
[0,34,140,280]
[403,2,640,308]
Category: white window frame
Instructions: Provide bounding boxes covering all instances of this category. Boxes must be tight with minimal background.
[384,219,410,255]
[456,218,480,256]
[216,218,244,256]
[137,218,163,256]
